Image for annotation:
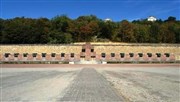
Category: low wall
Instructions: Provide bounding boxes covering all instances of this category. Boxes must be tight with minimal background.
[0,43,179,63]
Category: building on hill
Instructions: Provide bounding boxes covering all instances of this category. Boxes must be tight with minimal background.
[147,16,157,22]
[104,18,112,22]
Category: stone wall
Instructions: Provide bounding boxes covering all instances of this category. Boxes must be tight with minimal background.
[1,45,82,54]
[0,43,179,62]
[94,46,179,54]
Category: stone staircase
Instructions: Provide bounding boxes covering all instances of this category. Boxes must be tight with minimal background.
[75,59,101,64]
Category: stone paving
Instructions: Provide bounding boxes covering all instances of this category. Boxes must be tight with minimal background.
[59,68,124,102]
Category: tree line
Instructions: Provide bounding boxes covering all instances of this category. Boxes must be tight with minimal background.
[0,15,179,44]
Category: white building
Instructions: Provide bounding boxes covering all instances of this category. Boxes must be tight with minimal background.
[147,16,157,22]
[104,18,112,22]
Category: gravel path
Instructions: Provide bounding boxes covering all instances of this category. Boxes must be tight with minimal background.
[1,68,78,101]
[59,68,124,102]
[98,67,180,102]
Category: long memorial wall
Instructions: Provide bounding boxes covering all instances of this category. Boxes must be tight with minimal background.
[0,43,179,63]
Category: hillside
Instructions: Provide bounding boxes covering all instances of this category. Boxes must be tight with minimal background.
[0,15,179,44]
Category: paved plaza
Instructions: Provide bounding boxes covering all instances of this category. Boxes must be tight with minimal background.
[0,65,179,102]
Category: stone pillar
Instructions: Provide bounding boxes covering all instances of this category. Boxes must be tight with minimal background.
[55,54,60,61]
[18,54,23,61]
[36,54,42,61]
[46,54,52,61]
[27,54,33,61]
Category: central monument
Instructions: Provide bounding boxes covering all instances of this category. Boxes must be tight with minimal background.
[80,42,95,60]
[76,42,100,64]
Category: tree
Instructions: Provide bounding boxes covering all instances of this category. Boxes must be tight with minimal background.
[51,15,71,32]
[149,23,160,43]
[34,18,51,43]
[98,21,117,41]
[118,20,136,42]
[48,30,72,44]
[165,16,176,22]
[1,17,35,44]
[134,24,150,43]
[76,15,99,22]
[0,15,179,44]
[173,23,180,43]
[0,18,4,42]
[68,15,100,42]
[79,21,99,41]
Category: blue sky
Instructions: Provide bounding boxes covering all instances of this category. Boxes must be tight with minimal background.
[1,0,180,21]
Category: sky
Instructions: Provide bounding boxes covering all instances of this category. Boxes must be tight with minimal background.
[0,0,180,21]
